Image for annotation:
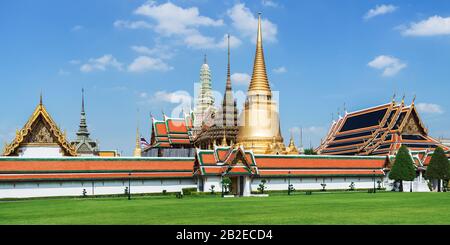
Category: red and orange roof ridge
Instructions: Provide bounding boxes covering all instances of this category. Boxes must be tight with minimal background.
[194,145,258,176]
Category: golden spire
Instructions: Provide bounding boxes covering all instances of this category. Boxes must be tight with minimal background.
[133,126,142,157]
[221,130,228,146]
[248,13,271,96]
[39,91,43,106]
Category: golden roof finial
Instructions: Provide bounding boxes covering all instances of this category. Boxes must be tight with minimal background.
[221,130,227,147]
[248,12,271,95]
[412,94,416,105]
[39,91,43,106]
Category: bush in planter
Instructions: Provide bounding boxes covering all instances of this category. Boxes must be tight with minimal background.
[82,189,87,197]
[320,183,327,192]
[348,182,355,191]
[124,187,129,195]
[257,179,267,194]
[209,185,215,194]
[162,190,167,195]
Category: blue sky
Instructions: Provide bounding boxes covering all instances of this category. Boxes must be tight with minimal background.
[1,0,450,155]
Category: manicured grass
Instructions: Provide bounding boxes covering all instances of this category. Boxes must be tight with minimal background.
[0,192,449,224]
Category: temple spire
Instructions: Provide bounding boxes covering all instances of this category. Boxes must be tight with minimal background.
[248,13,271,95]
[39,92,43,105]
[226,34,231,90]
[77,89,89,138]
[81,88,85,113]
[134,126,142,157]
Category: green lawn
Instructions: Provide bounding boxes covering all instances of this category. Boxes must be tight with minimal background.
[0,192,449,224]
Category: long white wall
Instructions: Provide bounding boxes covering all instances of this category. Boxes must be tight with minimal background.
[0,179,196,198]
[251,176,384,192]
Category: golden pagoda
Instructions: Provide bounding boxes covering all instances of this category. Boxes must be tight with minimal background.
[237,13,286,154]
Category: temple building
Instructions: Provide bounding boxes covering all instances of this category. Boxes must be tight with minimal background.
[2,95,77,157]
[71,89,99,156]
[142,112,196,157]
[194,35,239,149]
[317,97,449,156]
[236,13,286,155]
[3,12,449,199]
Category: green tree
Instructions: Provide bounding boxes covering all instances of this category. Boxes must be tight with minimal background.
[389,145,416,192]
[221,177,232,194]
[426,147,450,192]
[304,148,317,155]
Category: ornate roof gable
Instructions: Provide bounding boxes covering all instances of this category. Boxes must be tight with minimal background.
[3,100,77,156]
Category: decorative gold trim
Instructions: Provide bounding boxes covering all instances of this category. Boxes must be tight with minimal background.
[3,102,77,156]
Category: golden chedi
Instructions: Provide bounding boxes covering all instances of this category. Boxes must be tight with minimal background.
[237,13,286,154]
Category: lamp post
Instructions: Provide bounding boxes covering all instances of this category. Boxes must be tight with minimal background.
[288,171,291,195]
[373,170,376,194]
[128,172,131,200]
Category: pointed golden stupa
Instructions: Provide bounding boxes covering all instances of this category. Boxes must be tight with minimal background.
[237,13,285,154]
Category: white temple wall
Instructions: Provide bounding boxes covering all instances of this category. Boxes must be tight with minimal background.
[0,179,196,198]
[202,176,222,192]
[18,146,64,157]
[251,176,384,192]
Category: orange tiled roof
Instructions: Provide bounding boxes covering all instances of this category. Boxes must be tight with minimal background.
[255,155,388,169]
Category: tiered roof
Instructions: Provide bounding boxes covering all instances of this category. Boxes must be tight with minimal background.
[149,113,194,148]
[194,145,388,178]
[317,99,449,156]
[194,146,258,176]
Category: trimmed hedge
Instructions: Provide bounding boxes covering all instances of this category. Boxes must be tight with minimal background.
[182,188,198,195]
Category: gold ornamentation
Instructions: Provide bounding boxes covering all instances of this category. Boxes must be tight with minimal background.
[3,99,77,156]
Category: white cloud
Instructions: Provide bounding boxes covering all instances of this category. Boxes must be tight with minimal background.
[58,69,70,76]
[364,4,398,20]
[416,103,444,114]
[132,2,236,50]
[113,20,152,29]
[134,2,223,36]
[71,25,84,31]
[69,59,81,65]
[140,90,193,116]
[231,73,251,86]
[368,55,407,77]
[227,3,278,43]
[262,0,279,8]
[80,54,123,73]
[401,15,450,36]
[128,56,173,73]
[131,45,174,60]
[273,66,287,73]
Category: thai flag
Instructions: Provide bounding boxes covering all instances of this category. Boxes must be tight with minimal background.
[140,137,150,148]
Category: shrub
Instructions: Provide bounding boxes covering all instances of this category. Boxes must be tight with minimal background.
[182,188,197,195]
[257,179,267,194]
[320,183,327,192]
[209,185,215,195]
[162,190,167,195]
[349,182,355,191]
[82,189,87,197]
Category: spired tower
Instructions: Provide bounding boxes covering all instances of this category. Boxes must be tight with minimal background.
[193,55,216,129]
[237,13,286,154]
[72,89,99,156]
